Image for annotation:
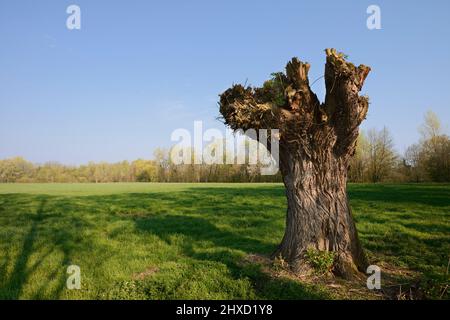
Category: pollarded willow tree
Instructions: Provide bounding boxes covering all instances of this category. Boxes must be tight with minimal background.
[219,49,371,278]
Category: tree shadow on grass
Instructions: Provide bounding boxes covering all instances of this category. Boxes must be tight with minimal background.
[133,214,330,299]
[0,187,328,299]
[2,184,448,299]
[74,186,330,299]
[0,195,91,299]
[0,197,48,299]
[83,185,448,298]
[73,187,331,298]
[73,184,448,298]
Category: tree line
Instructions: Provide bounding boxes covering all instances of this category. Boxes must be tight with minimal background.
[0,149,281,183]
[349,111,449,183]
[1,111,448,183]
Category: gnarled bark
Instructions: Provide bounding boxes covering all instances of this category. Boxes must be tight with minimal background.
[219,49,371,278]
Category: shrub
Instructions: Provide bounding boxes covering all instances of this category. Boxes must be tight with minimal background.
[305,248,335,275]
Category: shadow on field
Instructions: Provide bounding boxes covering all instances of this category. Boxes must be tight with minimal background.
[105,187,329,299]
[88,185,449,298]
[0,195,91,299]
[0,198,48,299]
[1,184,448,299]
[133,214,328,299]
[90,186,331,299]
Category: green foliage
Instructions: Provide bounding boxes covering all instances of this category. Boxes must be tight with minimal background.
[305,248,335,274]
[258,72,287,107]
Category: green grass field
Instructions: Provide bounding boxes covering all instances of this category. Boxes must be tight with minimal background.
[0,183,448,299]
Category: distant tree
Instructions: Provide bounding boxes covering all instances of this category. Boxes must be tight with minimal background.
[419,111,450,181]
[404,110,450,182]
[404,143,426,182]
[0,157,33,182]
[422,135,450,182]
[419,110,442,142]
[366,127,397,183]
[154,148,170,182]
[132,159,157,182]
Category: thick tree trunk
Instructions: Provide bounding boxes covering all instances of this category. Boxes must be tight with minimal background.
[272,146,367,278]
[219,49,371,279]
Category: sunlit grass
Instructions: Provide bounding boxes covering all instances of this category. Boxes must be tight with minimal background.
[0,183,448,299]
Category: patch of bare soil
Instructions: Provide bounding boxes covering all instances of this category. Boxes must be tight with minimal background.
[132,266,159,280]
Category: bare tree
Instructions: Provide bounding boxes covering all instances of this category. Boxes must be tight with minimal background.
[423,135,450,182]
[415,111,450,182]
[404,143,425,182]
[154,148,170,182]
[366,127,397,183]
[219,49,371,278]
[420,110,442,142]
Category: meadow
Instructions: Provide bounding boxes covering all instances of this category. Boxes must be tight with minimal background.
[0,183,448,299]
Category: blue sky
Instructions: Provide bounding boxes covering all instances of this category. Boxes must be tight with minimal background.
[1,0,449,164]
